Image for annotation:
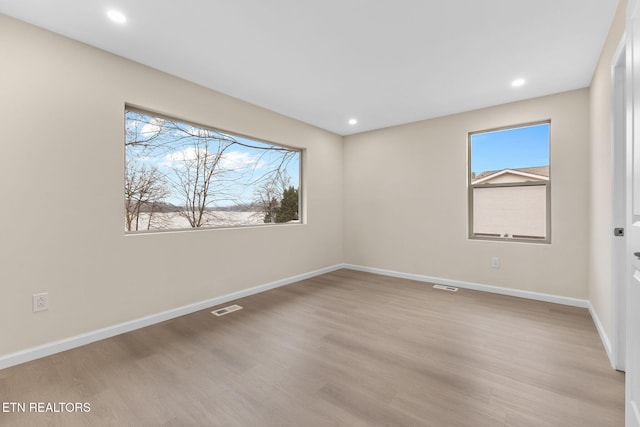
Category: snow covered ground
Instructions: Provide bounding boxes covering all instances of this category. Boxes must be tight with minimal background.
[128,211,265,232]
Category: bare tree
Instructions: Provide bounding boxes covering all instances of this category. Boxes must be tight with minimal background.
[125,160,169,231]
[126,111,166,149]
[167,135,236,228]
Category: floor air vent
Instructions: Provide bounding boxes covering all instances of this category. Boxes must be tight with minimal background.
[212,304,243,316]
[433,284,459,292]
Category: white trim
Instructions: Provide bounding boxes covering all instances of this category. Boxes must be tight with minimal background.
[0,264,343,370]
[343,264,589,308]
[611,31,628,372]
[632,401,640,426]
[630,0,640,21]
[588,301,615,368]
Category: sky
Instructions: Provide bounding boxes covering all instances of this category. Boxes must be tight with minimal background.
[470,122,550,175]
[126,111,300,207]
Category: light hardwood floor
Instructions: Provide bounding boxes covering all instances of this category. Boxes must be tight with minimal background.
[0,269,624,426]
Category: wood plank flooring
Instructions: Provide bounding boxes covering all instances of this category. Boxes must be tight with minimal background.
[0,269,624,426]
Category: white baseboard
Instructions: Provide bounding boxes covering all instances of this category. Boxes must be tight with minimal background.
[0,264,343,370]
[1,263,611,371]
[587,302,614,368]
[342,264,590,308]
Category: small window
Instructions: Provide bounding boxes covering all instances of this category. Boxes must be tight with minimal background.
[125,108,301,233]
[468,121,550,243]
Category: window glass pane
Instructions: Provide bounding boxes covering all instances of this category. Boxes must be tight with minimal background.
[471,123,549,184]
[125,110,301,232]
[473,185,547,239]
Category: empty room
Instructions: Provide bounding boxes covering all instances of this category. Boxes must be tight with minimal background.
[0,0,637,425]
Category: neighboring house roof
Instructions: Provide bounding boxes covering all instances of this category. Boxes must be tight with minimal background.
[472,166,549,184]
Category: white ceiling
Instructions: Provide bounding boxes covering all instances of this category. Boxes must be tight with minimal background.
[0,0,619,135]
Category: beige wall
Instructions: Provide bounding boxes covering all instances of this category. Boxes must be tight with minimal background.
[344,89,590,298]
[0,15,343,356]
[588,0,627,342]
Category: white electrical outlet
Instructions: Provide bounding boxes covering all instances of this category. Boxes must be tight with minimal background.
[491,257,500,269]
[33,292,49,312]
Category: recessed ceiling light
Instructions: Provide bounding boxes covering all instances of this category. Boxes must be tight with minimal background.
[348,118,358,125]
[107,10,127,24]
[511,78,526,87]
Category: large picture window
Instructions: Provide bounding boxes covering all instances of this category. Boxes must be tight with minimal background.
[125,108,301,233]
[468,121,550,243]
